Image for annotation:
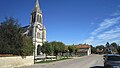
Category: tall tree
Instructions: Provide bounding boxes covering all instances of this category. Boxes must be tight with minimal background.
[0,17,34,56]
[68,46,75,56]
[0,17,22,55]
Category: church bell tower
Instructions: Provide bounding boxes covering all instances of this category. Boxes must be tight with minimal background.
[30,0,46,56]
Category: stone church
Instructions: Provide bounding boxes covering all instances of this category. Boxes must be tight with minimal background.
[22,0,46,56]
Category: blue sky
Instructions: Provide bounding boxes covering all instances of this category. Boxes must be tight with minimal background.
[0,0,120,46]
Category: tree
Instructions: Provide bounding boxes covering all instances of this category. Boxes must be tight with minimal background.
[0,17,23,55]
[20,37,34,56]
[41,42,53,56]
[74,47,79,55]
[110,42,118,54]
[110,42,118,49]
[96,45,105,54]
[68,46,75,56]
[91,45,96,54]
[49,41,65,56]
[0,17,34,56]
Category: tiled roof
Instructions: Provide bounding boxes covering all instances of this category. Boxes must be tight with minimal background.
[75,44,90,49]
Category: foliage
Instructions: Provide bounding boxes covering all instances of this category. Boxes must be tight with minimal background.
[20,37,34,56]
[0,17,22,55]
[68,45,75,55]
[91,45,96,54]
[96,45,105,54]
[110,42,118,53]
[49,41,65,56]
[0,17,34,56]
[41,42,53,55]
[96,45,105,50]
[110,42,118,49]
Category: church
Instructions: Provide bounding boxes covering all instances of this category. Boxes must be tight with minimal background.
[22,0,46,56]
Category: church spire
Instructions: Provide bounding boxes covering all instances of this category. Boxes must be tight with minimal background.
[32,0,42,13]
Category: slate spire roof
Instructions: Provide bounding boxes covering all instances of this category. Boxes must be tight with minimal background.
[32,0,42,13]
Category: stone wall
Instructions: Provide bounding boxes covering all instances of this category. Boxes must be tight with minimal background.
[0,56,34,68]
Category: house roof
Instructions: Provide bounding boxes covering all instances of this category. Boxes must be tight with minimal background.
[75,44,90,49]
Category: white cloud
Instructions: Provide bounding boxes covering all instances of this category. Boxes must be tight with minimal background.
[111,10,120,16]
[83,36,94,45]
[83,26,120,46]
[82,8,120,46]
[91,16,120,35]
[104,26,120,34]
[97,26,120,40]
[97,33,120,40]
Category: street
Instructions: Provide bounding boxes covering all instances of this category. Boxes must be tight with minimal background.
[19,54,104,68]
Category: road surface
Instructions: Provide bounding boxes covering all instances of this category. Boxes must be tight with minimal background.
[19,54,104,68]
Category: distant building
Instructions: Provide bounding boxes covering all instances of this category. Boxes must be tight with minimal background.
[104,46,118,54]
[75,44,91,56]
[22,0,46,56]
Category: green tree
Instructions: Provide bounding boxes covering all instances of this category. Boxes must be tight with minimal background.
[0,17,23,55]
[110,42,118,54]
[49,41,65,56]
[110,42,118,49]
[96,45,105,54]
[68,46,75,56]
[20,37,34,56]
[75,47,79,55]
[0,17,34,56]
[41,42,53,56]
[90,45,96,54]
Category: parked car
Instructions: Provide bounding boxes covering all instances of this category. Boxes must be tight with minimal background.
[104,54,120,68]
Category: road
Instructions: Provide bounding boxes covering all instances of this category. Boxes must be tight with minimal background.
[19,54,104,68]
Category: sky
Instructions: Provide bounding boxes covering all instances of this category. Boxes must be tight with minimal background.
[0,0,120,46]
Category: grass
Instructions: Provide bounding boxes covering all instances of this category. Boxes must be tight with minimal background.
[36,58,72,63]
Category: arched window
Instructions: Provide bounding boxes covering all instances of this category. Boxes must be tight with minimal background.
[32,14,35,22]
[37,15,40,23]
[40,16,42,23]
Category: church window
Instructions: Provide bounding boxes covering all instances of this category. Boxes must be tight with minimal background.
[32,14,35,22]
[37,32,41,39]
[37,15,41,23]
[40,16,42,23]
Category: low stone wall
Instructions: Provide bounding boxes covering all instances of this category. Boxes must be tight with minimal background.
[0,56,34,68]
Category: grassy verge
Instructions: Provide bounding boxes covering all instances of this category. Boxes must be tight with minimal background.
[36,58,72,63]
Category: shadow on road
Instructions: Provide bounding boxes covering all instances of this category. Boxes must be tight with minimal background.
[90,66,104,68]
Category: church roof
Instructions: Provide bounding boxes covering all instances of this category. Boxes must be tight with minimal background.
[21,25,30,33]
[32,0,42,13]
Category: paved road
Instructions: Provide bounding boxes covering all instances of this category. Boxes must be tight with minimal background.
[19,54,104,68]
